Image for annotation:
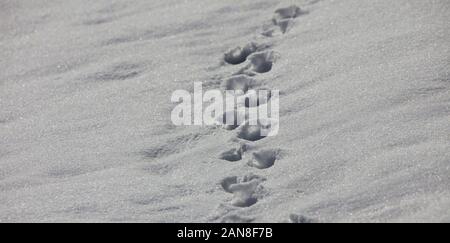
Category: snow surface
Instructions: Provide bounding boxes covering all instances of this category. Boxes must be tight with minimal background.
[0,0,449,222]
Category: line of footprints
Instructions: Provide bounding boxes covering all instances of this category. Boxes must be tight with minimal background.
[212,5,307,222]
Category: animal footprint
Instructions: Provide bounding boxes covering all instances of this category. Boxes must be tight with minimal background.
[246,51,274,74]
[219,148,242,162]
[262,5,306,36]
[224,42,258,65]
[272,5,306,25]
[237,122,265,141]
[221,174,265,207]
[223,75,259,93]
[237,118,279,141]
[219,144,247,162]
[248,149,279,169]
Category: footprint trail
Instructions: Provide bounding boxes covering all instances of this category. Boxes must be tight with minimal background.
[209,4,307,221]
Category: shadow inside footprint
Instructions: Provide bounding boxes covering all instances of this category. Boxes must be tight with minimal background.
[247,51,274,74]
[248,149,279,169]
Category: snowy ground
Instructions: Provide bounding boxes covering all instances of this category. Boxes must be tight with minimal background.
[0,0,449,222]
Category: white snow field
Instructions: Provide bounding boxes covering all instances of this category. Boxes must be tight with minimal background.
[1,0,449,222]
